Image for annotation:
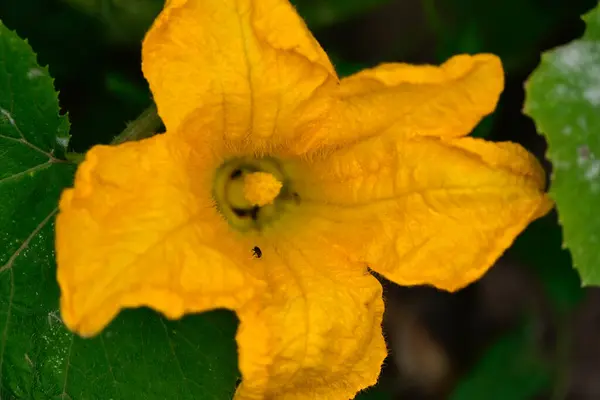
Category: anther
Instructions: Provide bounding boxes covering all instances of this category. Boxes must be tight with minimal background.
[243,172,282,207]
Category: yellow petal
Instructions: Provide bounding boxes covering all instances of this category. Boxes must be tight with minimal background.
[288,135,552,291]
[309,54,503,149]
[142,0,337,149]
[234,233,386,399]
[56,134,264,337]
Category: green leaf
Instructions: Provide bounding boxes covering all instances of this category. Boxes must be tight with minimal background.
[0,21,240,399]
[450,321,551,400]
[525,4,600,286]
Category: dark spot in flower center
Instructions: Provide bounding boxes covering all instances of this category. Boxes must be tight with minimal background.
[232,205,260,221]
[252,246,262,259]
[214,158,300,231]
[230,168,243,179]
[250,206,259,220]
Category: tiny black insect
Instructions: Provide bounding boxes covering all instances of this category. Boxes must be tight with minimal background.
[252,246,262,259]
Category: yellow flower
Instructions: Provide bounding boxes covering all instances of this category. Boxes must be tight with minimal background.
[55,0,552,398]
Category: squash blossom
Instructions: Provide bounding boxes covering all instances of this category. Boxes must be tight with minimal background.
[55,0,553,398]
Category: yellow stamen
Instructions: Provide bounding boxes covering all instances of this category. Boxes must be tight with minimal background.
[243,172,282,206]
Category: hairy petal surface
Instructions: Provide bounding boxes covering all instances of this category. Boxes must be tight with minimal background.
[234,231,386,400]
[310,54,503,149]
[56,134,264,336]
[142,0,337,151]
[288,136,552,291]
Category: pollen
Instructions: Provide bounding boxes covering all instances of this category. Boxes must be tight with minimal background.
[243,172,282,206]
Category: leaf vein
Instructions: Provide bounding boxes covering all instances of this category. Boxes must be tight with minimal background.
[100,335,119,392]
[0,160,52,186]
[159,319,205,396]
[0,133,61,162]
[0,269,14,390]
[60,335,74,400]
[0,208,58,275]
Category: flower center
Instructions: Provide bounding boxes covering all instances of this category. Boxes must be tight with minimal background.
[213,157,298,232]
[243,172,282,206]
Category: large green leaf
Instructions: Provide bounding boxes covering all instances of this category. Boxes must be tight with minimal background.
[525,4,600,286]
[0,21,240,399]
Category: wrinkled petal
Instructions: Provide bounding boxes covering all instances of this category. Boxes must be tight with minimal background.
[234,231,386,399]
[308,54,503,149]
[287,135,552,291]
[56,134,265,337]
[142,0,337,149]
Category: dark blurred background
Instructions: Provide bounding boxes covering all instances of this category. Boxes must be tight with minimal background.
[1,0,598,398]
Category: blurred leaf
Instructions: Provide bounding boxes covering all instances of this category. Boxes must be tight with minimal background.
[510,214,583,313]
[0,22,240,399]
[525,5,600,286]
[330,53,367,77]
[292,0,391,27]
[450,322,551,400]
[433,0,597,72]
[470,113,495,139]
[67,0,394,33]
[106,71,151,106]
[62,0,163,44]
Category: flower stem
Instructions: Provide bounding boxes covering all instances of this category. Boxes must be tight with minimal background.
[110,103,162,145]
[65,152,85,164]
